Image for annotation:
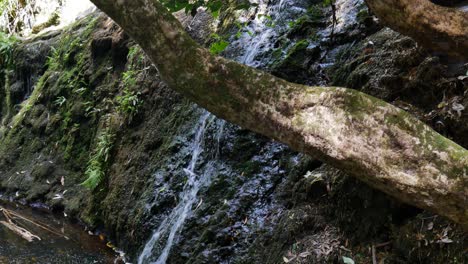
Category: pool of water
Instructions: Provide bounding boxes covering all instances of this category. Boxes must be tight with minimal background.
[0,201,119,264]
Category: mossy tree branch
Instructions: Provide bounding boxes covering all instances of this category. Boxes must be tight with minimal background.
[89,0,467,226]
[366,0,468,58]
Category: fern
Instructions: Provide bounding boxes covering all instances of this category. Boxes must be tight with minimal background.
[0,32,18,70]
[81,131,114,190]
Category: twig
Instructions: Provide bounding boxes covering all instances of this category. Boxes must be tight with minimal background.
[5,208,69,240]
[0,220,41,242]
[372,244,377,264]
[375,241,391,248]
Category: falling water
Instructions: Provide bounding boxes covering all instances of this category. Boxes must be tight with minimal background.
[138,112,223,264]
[0,0,95,36]
[231,0,307,67]
[138,1,306,263]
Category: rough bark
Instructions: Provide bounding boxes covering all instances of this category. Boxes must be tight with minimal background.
[366,0,468,58]
[89,0,468,226]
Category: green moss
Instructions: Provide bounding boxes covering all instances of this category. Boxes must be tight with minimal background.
[287,5,323,38]
[32,12,60,34]
[287,40,309,57]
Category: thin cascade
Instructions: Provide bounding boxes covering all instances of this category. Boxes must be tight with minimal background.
[138,112,223,264]
[138,1,305,262]
[235,0,307,67]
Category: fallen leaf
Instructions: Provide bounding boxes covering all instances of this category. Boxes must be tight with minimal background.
[438,238,453,244]
[53,193,63,200]
[427,222,434,230]
[452,103,465,117]
[342,256,355,264]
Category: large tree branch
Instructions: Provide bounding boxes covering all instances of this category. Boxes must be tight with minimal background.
[366,0,468,58]
[89,0,468,226]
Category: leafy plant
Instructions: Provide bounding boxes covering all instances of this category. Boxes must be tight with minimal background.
[46,46,61,70]
[54,96,67,107]
[81,130,115,190]
[116,69,142,118]
[74,87,87,95]
[122,69,138,88]
[209,33,229,55]
[0,31,18,70]
[116,88,141,117]
[258,14,275,28]
[159,0,252,17]
[127,45,144,66]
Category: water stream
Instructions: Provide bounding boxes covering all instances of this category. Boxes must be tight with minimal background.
[138,112,223,264]
[0,200,118,263]
[230,0,307,68]
[137,1,307,262]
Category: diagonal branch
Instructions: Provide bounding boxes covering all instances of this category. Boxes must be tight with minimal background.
[89,0,467,226]
[365,0,468,58]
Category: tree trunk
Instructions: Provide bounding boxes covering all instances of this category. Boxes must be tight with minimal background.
[89,0,468,226]
[366,0,468,58]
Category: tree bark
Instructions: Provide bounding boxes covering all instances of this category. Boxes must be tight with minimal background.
[89,0,468,226]
[366,0,468,58]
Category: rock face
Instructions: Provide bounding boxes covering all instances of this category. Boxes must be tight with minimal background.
[0,1,466,264]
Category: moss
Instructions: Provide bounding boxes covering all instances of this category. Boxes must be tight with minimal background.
[270,39,316,81]
[32,12,60,34]
[287,5,324,37]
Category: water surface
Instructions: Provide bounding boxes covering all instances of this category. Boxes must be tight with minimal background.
[0,201,118,264]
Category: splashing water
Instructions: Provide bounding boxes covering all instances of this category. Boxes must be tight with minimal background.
[138,112,224,264]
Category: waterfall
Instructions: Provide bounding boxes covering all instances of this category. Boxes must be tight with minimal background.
[0,0,95,36]
[138,112,223,264]
[232,0,307,68]
[138,1,305,263]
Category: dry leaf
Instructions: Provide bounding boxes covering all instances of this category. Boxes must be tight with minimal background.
[427,222,433,230]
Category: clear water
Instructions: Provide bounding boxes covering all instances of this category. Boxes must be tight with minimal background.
[0,201,118,264]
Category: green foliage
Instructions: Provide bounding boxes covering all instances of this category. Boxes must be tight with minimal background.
[116,88,141,116]
[46,46,60,70]
[209,33,229,55]
[46,37,82,71]
[258,14,275,28]
[288,6,323,28]
[127,45,143,65]
[0,31,18,70]
[81,130,115,190]
[116,69,142,118]
[54,96,67,107]
[159,0,253,17]
[32,12,60,34]
[122,69,137,88]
